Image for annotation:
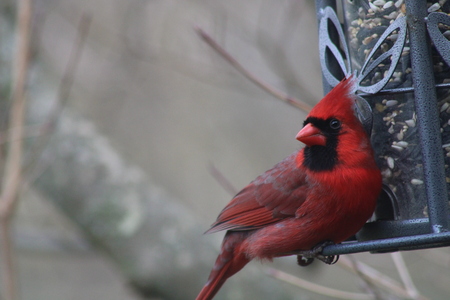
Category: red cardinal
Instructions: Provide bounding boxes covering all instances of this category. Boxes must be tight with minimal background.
[196,77,382,300]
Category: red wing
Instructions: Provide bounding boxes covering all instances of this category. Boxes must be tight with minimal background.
[206,151,309,233]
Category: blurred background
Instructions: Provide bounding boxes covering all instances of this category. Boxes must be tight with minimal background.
[1,0,450,299]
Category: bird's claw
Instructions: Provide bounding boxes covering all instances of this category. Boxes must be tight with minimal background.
[297,255,314,266]
[296,241,339,267]
[315,253,339,265]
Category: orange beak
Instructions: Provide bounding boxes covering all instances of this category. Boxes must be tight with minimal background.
[296,123,326,146]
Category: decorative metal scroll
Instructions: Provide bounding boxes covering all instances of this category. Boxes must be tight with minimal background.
[319,6,351,88]
[427,12,450,67]
[357,16,407,94]
[318,8,450,94]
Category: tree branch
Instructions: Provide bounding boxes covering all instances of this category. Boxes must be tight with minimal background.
[267,268,374,300]
[391,252,421,300]
[338,256,429,300]
[24,13,92,183]
[195,26,312,112]
[0,1,32,300]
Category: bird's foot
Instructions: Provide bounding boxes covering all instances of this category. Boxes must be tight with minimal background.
[296,241,339,267]
[297,255,314,266]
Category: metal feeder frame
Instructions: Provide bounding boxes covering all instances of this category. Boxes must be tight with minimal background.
[315,0,450,256]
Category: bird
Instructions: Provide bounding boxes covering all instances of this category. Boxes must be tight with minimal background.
[196,76,382,300]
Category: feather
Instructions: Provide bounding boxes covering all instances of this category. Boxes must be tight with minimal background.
[206,152,308,233]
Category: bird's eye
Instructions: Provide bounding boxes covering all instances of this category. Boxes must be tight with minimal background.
[329,119,341,130]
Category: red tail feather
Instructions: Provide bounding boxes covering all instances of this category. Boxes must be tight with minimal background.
[196,232,249,300]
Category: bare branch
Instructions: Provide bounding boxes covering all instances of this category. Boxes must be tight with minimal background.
[207,162,238,196]
[338,256,430,300]
[391,252,421,300]
[0,220,15,300]
[24,13,92,183]
[0,125,50,146]
[194,26,313,112]
[347,255,383,300]
[0,1,31,215]
[267,268,374,300]
[55,13,92,116]
[0,1,33,299]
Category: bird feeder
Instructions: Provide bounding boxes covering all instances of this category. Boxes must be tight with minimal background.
[315,0,450,256]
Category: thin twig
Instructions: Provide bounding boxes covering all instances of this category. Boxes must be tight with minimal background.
[267,268,374,300]
[348,255,383,300]
[23,13,92,183]
[338,256,430,300]
[0,220,14,300]
[54,13,92,116]
[194,26,313,112]
[338,256,405,296]
[0,1,32,300]
[0,1,31,214]
[391,252,421,300]
[0,124,50,146]
[207,162,238,196]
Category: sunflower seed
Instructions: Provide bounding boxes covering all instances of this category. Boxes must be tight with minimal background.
[428,3,441,12]
[396,141,409,148]
[383,1,394,9]
[386,100,398,107]
[387,157,395,169]
[405,119,416,127]
[411,179,424,185]
[373,0,386,6]
[391,145,404,151]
